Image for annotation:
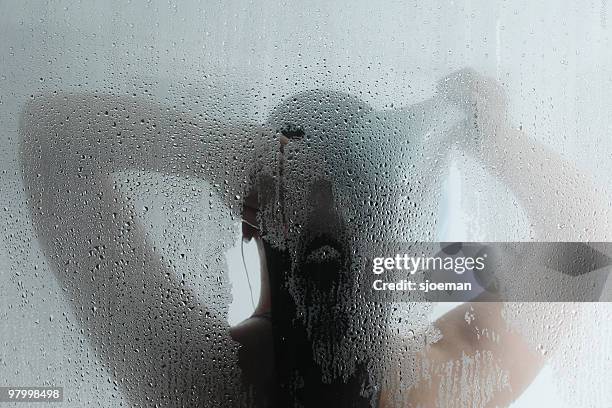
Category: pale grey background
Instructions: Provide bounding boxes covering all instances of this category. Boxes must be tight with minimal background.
[1,1,611,406]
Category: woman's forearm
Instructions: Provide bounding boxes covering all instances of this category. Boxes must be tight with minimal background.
[468,122,612,241]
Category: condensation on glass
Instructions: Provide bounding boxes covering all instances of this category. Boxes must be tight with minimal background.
[1,1,611,407]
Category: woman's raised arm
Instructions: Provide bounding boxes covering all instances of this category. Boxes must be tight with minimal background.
[20,92,273,407]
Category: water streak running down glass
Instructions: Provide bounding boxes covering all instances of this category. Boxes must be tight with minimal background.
[1,1,612,407]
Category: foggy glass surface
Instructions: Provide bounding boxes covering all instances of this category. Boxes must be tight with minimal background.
[1,1,611,407]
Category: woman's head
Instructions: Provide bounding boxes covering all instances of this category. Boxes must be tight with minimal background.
[254,89,440,381]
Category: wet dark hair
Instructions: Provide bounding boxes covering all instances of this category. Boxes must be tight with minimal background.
[259,90,378,407]
[266,89,373,141]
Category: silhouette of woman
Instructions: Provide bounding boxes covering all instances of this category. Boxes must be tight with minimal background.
[20,68,611,407]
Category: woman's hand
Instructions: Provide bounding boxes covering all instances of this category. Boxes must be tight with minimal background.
[436,67,510,158]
